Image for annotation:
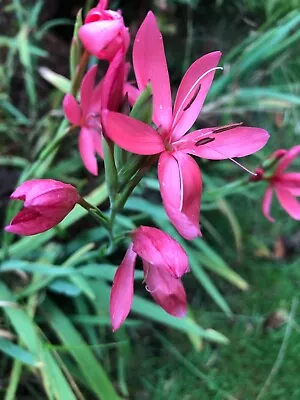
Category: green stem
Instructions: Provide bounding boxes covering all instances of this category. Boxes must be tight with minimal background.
[71,50,89,96]
[78,197,110,229]
[114,165,151,212]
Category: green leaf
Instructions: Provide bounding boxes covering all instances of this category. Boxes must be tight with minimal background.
[0,338,39,366]
[188,250,233,317]
[89,281,228,343]
[39,67,71,93]
[132,295,228,343]
[70,9,83,78]
[69,315,141,327]
[48,280,81,297]
[43,297,120,400]
[102,136,118,200]
[69,275,95,300]
[0,282,77,400]
[130,84,152,123]
[193,239,248,291]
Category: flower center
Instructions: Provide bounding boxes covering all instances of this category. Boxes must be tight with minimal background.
[85,113,102,132]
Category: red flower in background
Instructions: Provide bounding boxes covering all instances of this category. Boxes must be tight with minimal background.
[262,146,300,221]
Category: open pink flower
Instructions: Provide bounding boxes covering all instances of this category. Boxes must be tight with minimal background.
[110,226,188,331]
[63,50,126,175]
[262,146,300,222]
[103,12,270,240]
[78,0,129,61]
[5,179,79,236]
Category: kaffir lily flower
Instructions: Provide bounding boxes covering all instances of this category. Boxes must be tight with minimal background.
[110,226,189,331]
[5,179,79,235]
[78,0,130,61]
[103,12,270,240]
[261,146,300,221]
[63,51,126,175]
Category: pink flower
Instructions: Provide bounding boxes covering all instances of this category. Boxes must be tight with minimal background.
[78,0,130,61]
[5,179,79,236]
[103,12,270,240]
[262,146,300,222]
[63,50,126,175]
[110,226,189,331]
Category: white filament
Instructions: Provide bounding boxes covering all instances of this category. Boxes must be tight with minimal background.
[204,144,257,176]
[172,66,224,129]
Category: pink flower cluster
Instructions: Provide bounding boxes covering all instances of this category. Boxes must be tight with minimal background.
[102,12,270,240]
[7,1,299,331]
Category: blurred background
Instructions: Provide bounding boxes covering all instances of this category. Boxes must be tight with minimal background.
[1,0,300,399]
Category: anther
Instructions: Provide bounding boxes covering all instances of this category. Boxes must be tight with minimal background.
[211,122,243,134]
[195,137,215,146]
[183,84,201,111]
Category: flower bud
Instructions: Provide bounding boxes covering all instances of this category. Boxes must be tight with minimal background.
[5,179,79,235]
[78,1,130,61]
[132,226,189,278]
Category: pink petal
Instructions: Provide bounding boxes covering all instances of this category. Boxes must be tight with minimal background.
[176,126,270,160]
[5,208,61,236]
[276,173,300,196]
[92,129,103,159]
[101,49,125,111]
[99,0,108,10]
[89,81,103,116]
[171,51,222,142]
[84,1,109,22]
[80,65,98,117]
[269,149,287,161]
[102,111,164,155]
[143,262,187,318]
[158,151,202,240]
[97,32,128,62]
[262,186,274,222]
[25,188,79,216]
[79,20,123,59]
[124,83,140,106]
[110,244,136,331]
[79,127,99,175]
[275,145,300,175]
[11,179,74,201]
[63,94,81,125]
[94,0,108,12]
[275,186,300,220]
[133,226,189,278]
[10,179,43,201]
[133,11,172,131]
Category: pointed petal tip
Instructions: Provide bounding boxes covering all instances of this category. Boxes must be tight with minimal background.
[63,94,81,125]
[111,319,122,332]
[262,187,275,223]
[4,224,29,236]
[10,193,20,200]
